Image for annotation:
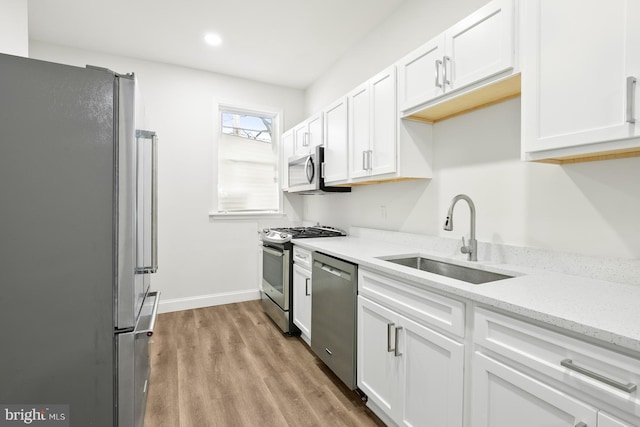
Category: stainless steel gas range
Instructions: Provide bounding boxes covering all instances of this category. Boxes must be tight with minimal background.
[259,226,346,334]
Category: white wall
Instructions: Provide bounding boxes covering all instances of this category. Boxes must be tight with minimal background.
[0,0,28,56]
[305,0,487,115]
[302,1,640,260]
[30,41,305,312]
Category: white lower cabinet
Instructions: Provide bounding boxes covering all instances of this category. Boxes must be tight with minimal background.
[358,296,398,417]
[292,247,312,344]
[472,307,640,427]
[292,264,311,342]
[354,269,640,427]
[472,351,598,427]
[358,295,464,427]
[599,412,636,427]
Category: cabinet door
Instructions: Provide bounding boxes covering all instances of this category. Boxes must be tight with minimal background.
[323,97,349,183]
[307,113,323,150]
[292,264,311,340]
[397,35,446,112]
[398,315,464,427]
[445,0,514,92]
[370,66,397,177]
[472,352,598,427]
[348,82,371,179]
[257,244,263,291]
[522,0,640,155]
[357,296,400,417]
[280,130,294,191]
[293,122,308,156]
[598,412,636,427]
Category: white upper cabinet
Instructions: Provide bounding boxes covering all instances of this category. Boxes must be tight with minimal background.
[521,0,640,163]
[323,97,349,184]
[348,81,373,179]
[398,0,516,119]
[445,0,515,92]
[348,66,397,180]
[397,36,446,114]
[280,129,294,191]
[370,68,398,176]
[293,112,323,156]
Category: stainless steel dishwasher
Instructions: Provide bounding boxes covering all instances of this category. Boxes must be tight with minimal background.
[311,252,357,390]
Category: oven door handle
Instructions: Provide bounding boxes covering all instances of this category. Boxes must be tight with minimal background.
[263,246,284,257]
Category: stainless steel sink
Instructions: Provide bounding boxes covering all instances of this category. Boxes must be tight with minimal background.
[383,256,514,284]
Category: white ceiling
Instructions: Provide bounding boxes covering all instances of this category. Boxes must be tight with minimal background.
[27,0,406,89]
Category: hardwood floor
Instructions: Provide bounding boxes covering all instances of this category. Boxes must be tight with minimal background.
[143,300,385,427]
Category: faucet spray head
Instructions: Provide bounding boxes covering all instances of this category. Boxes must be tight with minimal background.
[443,216,453,231]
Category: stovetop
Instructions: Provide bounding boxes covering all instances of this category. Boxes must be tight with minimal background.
[261,225,346,244]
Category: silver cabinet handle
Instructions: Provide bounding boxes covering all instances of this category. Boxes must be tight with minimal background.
[627,76,637,124]
[435,59,443,88]
[362,151,367,171]
[367,150,373,171]
[394,326,403,357]
[303,132,310,146]
[443,56,452,86]
[305,278,310,296]
[387,323,395,352]
[561,359,637,393]
[575,422,587,427]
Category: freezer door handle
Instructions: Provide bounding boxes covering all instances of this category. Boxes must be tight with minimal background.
[135,291,161,337]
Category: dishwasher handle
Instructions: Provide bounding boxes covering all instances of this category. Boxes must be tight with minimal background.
[315,261,352,280]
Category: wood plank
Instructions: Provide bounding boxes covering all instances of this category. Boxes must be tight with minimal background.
[144,301,383,427]
[405,73,521,123]
[533,147,640,164]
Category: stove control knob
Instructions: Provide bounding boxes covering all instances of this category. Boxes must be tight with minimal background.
[279,233,287,239]
[262,228,270,234]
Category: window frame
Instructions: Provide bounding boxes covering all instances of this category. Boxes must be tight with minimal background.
[210,101,284,220]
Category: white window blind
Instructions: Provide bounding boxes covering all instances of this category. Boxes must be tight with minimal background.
[216,108,279,213]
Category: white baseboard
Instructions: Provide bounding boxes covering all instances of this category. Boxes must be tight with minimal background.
[158,289,261,313]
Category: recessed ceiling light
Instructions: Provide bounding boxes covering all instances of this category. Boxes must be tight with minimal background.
[204,33,223,47]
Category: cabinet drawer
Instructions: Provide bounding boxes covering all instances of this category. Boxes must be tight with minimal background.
[359,268,465,338]
[293,246,312,270]
[474,307,640,415]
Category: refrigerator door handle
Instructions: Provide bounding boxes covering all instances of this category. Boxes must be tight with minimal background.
[150,133,158,273]
[135,130,158,274]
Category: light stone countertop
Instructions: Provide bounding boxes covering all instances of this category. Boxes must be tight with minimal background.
[292,230,640,355]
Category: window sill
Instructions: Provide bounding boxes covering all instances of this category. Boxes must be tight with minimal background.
[209,212,286,221]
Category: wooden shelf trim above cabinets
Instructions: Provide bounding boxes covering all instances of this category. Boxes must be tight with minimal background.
[534,146,640,165]
[404,74,521,124]
[342,176,428,187]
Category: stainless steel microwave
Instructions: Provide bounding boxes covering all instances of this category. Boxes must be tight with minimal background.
[287,146,351,194]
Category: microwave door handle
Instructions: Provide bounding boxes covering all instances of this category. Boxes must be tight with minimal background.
[304,156,315,183]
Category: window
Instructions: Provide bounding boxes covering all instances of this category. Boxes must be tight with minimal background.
[214,105,281,215]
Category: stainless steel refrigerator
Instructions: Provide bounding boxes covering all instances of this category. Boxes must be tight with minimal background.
[0,53,160,427]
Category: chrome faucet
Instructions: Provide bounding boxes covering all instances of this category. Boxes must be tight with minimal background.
[443,194,477,261]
